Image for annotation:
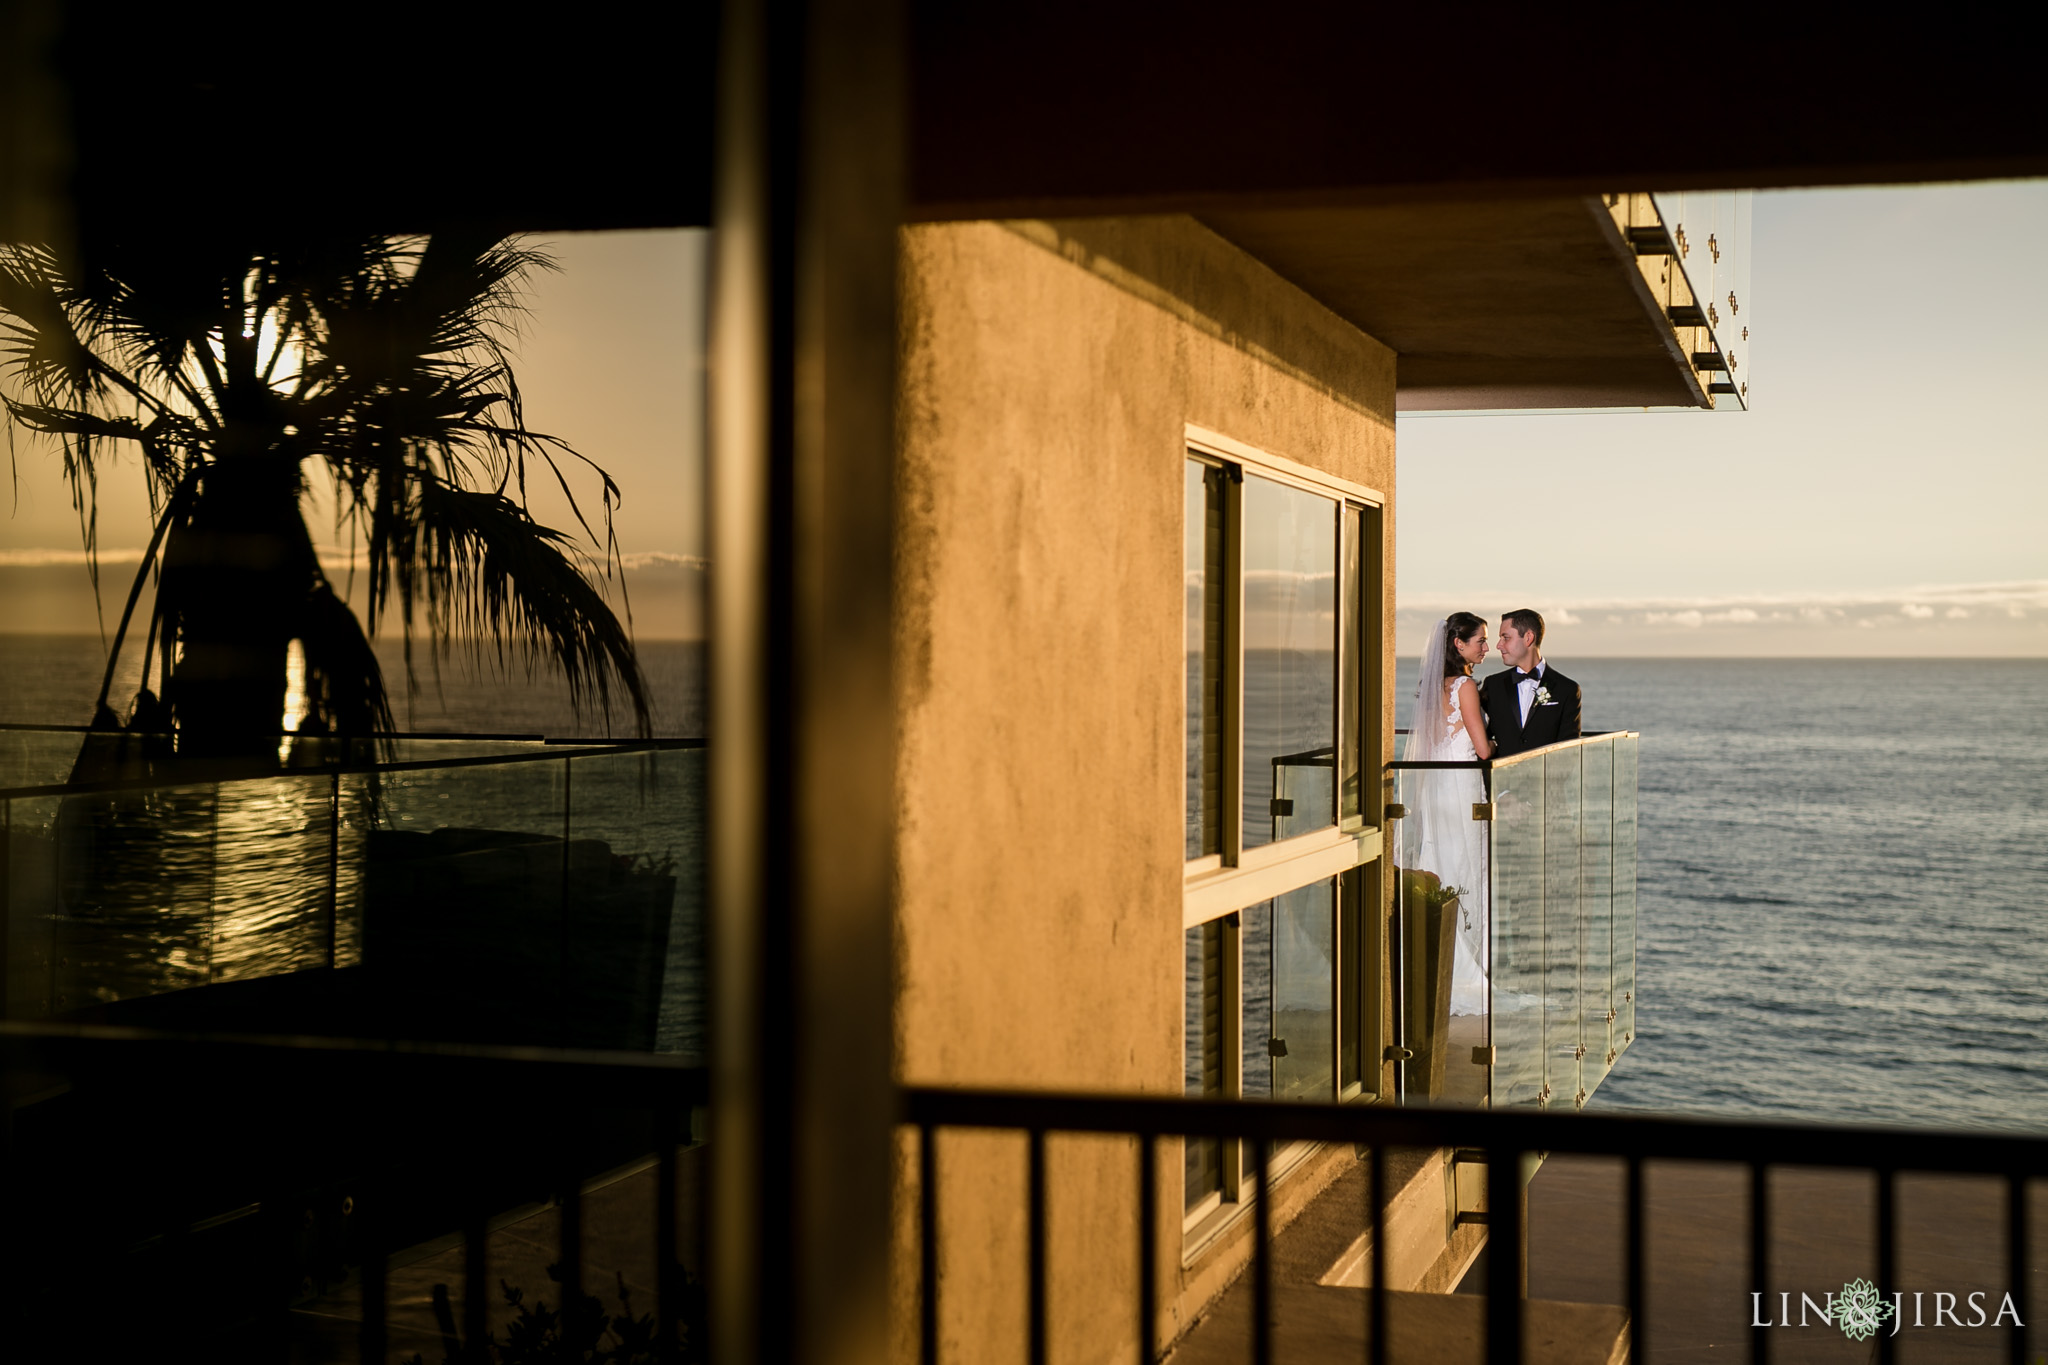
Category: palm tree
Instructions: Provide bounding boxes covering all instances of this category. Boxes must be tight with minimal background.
[0,229,650,764]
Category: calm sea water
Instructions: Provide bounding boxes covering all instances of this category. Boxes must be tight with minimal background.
[0,633,705,737]
[1400,656,2048,1132]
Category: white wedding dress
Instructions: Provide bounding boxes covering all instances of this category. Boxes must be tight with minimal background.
[1406,676,1491,1017]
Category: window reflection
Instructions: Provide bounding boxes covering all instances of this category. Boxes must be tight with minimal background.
[1239,880,1337,1102]
[1185,461,1226,859]
[1338,504,1364,823]
[1184,921,1223,1207]
[1240,901,1271,1097]
[1240,476,1335,850]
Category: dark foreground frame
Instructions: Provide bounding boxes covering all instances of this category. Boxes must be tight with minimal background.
[903,1086,2048,1365]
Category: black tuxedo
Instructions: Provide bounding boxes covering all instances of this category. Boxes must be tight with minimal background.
[1479,664,1582,759]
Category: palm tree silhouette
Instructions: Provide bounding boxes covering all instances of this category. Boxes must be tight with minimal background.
[0,230,650,763]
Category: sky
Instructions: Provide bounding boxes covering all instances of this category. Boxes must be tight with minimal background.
[1,182,2042,656]
[1394,179,2048,657]
[0,228,709,639]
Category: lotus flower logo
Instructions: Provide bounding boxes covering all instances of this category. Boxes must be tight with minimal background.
[1834,1279,1896,1341]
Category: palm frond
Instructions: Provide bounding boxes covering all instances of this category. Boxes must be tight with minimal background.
[295,577,396,738]
[385,479,649,735]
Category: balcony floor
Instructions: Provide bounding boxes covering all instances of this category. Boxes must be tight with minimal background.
[1530,1153,2048,1362]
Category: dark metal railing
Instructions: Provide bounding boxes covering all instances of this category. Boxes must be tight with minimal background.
[0,1022,706,1360]
[902,1086,2047,1365]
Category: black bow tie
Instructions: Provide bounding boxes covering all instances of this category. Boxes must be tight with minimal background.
[1512,670,1542,683]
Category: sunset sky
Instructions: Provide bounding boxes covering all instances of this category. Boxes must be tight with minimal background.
[0,228,710,639]
[1,180,2041,656]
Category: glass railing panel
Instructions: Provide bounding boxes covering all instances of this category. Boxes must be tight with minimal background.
[1394,764,1490,1106]
[1239,474,1337,852]
[1543,747,1583,1107]
[0,728,93,789]
[1270,877,1335,1101]
[7,777,339,1020]
[1490,753,1546,1108]
[1614,735,1640,1055]
[1184,919,1224,1209]
[1241,900,1272,1098]
[1271,750,1336,843]
[561,748,705,1055]
[4,796,60,1017]
[205,774,342,985]
[50,783,237,1013]
[1578,738,1616,1100]
[364,756,569,1045]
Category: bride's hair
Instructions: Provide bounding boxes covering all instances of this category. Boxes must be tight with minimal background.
[1441,612,1486,677]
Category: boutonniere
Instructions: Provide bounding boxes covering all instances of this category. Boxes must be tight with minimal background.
[1533,685,1554,706]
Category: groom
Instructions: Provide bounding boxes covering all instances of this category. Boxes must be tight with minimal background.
[1481,608,1582,758]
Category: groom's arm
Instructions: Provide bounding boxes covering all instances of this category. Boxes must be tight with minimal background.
[1561,680,1582,740]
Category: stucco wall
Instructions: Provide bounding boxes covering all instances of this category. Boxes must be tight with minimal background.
[893,216,1397,1362]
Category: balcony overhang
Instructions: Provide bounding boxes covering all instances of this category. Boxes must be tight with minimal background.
[1201,197,1708,412]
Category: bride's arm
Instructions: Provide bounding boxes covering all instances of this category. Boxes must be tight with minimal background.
[1457,677,1493,758]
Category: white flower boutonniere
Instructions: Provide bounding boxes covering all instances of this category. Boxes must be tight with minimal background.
[1533,685,1554,707]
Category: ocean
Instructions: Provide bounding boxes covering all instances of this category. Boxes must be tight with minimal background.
[7,635,2044,1130]
[0,634,706,738]
[1399,656,2048,1132]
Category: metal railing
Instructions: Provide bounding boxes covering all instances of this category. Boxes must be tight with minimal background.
[0,1022,707,1360]
[902,1086,2045,1365]
[1386,732,1637,1110]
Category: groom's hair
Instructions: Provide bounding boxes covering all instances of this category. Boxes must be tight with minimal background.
[1502,608,1546,645]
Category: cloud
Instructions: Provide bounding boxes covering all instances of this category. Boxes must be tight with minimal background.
[620,552,709,571]
[1398,580,2048,628]
[0,548,145,567]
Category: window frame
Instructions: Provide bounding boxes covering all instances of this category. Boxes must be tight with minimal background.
[1179,425,1388,1246]
[1183,424,1384,899]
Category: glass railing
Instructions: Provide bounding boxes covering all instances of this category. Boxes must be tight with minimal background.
[1389,731,1638,1109]
[0,734,704,1056]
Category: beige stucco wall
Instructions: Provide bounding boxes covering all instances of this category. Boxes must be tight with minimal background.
[893,216,1397,1363]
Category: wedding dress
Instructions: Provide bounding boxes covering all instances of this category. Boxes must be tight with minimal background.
[1402,624,1491,1017]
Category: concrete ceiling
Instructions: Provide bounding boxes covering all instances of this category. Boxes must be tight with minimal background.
[1201,198,1706,411]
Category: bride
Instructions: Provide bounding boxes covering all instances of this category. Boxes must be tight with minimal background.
[1403,613,1494,1016]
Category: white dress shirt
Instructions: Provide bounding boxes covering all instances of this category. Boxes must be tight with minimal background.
[1514,661,1546,726]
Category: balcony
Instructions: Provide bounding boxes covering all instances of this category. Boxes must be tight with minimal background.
[1390,732,1640,1111]
[1605,191,1753,409]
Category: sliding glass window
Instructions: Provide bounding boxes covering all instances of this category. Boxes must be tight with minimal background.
[1181,433,1384,1227]
[1241,475,1336,851]
[1185,461,1228,861]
